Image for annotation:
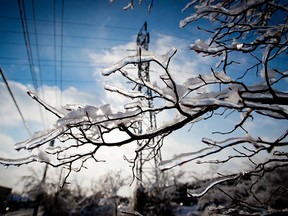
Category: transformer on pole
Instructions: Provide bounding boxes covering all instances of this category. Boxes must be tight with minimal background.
[135,22,162,186]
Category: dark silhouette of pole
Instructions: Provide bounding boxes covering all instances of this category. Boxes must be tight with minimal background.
[33,140,54,216]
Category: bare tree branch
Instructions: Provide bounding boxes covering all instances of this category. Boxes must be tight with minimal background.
[0,1,287,212]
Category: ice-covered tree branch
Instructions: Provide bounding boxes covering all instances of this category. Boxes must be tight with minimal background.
[0,1,287,212]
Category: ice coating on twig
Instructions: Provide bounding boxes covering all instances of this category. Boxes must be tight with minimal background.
[45,146,62,155]
[187,174,241,198]
[123,2,134,10]
[13,100,144,154]
[56,103,141,128]
[189,39,224,53]
[27,89,64,118]
[180,0,267,28]
[181,87,243,109]
[38,149,51,162]
[158,146,214,171]
[0,155,43,166]
[102,48,177,76]
[104,84,145,99]
[14,127,68,151]
[158,136,265,171]
[184,71,232,89]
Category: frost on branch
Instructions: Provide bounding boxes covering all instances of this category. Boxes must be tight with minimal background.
[102,48,177,76]
[1,88,144,179]
[1,40,288,189]
[0,47,183,183]
[173,0,288,211]
[1,1,287,211]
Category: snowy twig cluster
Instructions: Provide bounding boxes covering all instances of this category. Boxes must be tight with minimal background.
[0,0,287,211]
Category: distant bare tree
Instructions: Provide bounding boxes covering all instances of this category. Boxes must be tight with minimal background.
[20,167,47,199]
[96,170,128,197]
[0,0,287,213]
[93,170,129,216]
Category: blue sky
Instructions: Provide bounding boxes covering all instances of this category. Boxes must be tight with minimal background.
[0,0,194,89]
[0,0,287,195]
[0,0,204,193]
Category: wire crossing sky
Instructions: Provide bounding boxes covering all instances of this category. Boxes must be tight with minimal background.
[0,68,32,136]
[0,0,193,91]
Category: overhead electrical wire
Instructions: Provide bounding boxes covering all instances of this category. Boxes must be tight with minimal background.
[0,56,95,64]
[0,29,132,43]
[17,0,38,91]
[0,68,32,136]
[0,56,112,68]
[32,0,49,129]
[0,63,101,70]
[8,78,101,84]
[60,0,64,105]
[53,0,58,105]
[0,15,138,31]
[18,0,46,130]
[4,6,283,98]
[32,0,44,93]
[0,16,194,50]
[0,29,194,57]
[0,41,117,52]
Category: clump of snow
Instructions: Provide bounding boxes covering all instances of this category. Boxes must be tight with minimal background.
[231,39,243,50]
[45,146,62,154]
[123,2,134,10]
[38,149,51,162]
[189,39,209,52]
[102,48,177,76]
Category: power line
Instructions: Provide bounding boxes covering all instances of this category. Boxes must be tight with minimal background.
[0,62,104,68]
[32,0,49,129]
[0,68,32,136]
[0,56,90,63]
[17,0,38,91]
[32,0,44,91]
[0,29,131,43]
[18,0,46,130]
[8,78,101,84]
[53,0,58,105]
[0,28,193,50]
[0,15,138,31]
[0,30,193,55]
[60,0,64,105]
[0,56,106,65]
[0,40,131,51]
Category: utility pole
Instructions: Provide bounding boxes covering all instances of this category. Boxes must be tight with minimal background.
[33,139,54,216]
[135,22,162,186]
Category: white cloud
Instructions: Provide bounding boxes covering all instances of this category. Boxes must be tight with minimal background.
[150,33,216,82]
[0,82,103,128]
[0,79,137,193]
[87,32,216,111]
[1,32,284,196]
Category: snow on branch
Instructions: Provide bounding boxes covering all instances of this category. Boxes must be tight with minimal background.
[102,48,177,76]
[1,2,287,205]
[180,0,275,28]
[187,173,242,198]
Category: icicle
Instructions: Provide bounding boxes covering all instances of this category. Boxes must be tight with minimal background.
[38,149,51,163]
